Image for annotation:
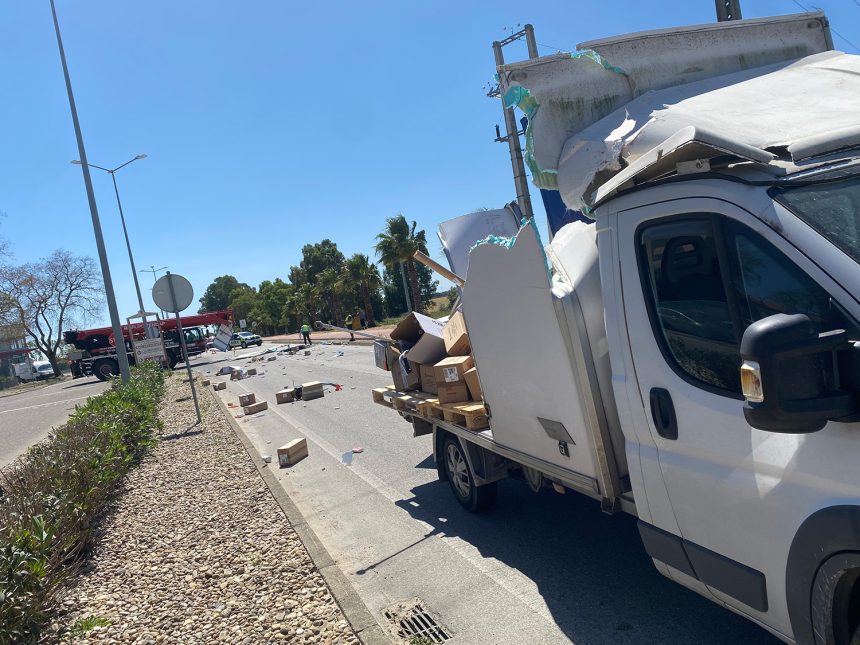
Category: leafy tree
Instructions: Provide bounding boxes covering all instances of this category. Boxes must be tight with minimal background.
[344,254,381,326]
[286,283,318,329]
[375,215,430,314]
[291,240,345,288]
[0,250,103,375]
[252,279,292,335]
[198,275,249,313]
[227,285,258,327]
[316,268,345,327]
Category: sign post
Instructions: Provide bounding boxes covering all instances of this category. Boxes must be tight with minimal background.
[126,311,166,367]
[152,272,201,424]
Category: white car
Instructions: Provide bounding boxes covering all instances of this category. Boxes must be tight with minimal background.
[229,331,262,349]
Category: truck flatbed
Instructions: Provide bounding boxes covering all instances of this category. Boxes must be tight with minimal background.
[372,385,637,515]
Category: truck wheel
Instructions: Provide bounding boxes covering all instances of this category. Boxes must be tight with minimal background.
[92,359,119,381]
[443,436,497,513]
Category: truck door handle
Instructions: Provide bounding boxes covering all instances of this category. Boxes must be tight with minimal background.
[649,388,678,440]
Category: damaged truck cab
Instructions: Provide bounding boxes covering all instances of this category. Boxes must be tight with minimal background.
[378,12,860,645]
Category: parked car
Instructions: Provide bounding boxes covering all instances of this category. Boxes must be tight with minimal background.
[230,331,262,349]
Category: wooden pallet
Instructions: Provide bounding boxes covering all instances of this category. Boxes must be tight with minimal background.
[430,401,489,431]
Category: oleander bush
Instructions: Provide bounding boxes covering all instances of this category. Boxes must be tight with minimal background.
[0,362,165,643]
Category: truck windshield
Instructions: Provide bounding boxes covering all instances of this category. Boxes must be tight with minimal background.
[772,174,860,264]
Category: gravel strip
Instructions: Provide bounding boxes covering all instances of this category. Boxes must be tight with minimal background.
[51,375,359,644]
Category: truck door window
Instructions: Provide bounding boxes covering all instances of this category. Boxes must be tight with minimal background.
[726,220,831,330]
[638,215,856,396]
[638,218,740,392]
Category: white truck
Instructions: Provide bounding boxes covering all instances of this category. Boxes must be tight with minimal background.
[376,13,860,645]
[13,361,56,383]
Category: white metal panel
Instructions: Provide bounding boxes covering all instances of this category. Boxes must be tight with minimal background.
[461,224,600,481]
[437,207,521,279]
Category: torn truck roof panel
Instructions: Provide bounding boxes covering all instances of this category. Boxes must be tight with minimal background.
[559,51,860,211]
[496,12,838,208]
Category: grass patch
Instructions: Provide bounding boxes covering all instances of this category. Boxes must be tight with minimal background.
[0,362,165,643]
[69,615,111,638]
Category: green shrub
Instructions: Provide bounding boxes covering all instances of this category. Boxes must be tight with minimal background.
[0,362,165,643]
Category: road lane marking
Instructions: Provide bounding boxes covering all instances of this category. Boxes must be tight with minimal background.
[0,395,93,415]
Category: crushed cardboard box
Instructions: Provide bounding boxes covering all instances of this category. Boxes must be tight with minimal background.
[276,388,295,404]
[390,312,447,365]
[239,393,256,407]
[243,401,268,415]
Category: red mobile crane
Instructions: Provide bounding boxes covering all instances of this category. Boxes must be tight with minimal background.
[64,310,233,381]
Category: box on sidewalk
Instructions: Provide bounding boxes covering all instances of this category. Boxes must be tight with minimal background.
[202,379,211,386]
[418,364,437,395]
[243,400,268,415]
[212,381,226,391]
[276,388,295,404]
[239,393,256,407]
[277,438,308,467]
[463,366,482,401]
[246,367,258,376]
[443,310,471,356]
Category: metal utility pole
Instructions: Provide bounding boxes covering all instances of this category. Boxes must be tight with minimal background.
[715,0,742,21]
[492,24,538,222]
[165,272,201,424]
[49,0,130,383]
[141,265,169,317]
[72,155,148,314]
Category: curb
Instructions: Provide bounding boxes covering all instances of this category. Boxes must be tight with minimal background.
[205,385,394,645]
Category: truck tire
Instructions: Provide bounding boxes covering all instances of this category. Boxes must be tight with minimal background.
[92,359,119,381]
[442,435,497,513]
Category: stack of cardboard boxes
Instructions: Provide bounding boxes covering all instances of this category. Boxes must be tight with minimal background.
[376,310,483,406]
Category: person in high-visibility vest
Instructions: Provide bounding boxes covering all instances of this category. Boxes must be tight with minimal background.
[301,323,312,346]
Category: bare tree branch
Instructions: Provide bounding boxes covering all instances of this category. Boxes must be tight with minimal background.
[0,250,104,372]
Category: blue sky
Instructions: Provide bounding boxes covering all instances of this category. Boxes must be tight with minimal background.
[1,0,858,326]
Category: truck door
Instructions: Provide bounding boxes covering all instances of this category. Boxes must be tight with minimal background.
[616,197,860,637]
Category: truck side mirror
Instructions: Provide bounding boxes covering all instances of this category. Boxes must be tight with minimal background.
[739,314,857,433]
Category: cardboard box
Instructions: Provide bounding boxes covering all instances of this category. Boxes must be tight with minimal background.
[463,366,482,401]
[374,340,390,371]
[243,400,268,415]
[239,393,256,407]
[418,364,437,395]
[201,379,211,386]
[443,310,470,356]
[387,345,420,392]
[277,438,308,467]
[436,383,470,404]
[212,381,226,391]
[301,381,325,401]
[390,312,447,365]
[246,367,258,376]
[302,388,324,401]
[276,389,295,404]
[433,355,474,388]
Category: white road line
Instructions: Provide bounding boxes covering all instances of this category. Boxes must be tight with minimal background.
[0,395,93,415]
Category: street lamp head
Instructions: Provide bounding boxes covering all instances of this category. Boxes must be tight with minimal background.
[70,159,82,165]
[135,154,147,160]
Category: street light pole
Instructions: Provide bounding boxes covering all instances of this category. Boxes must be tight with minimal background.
[49,0,130,382]
[73,155,147,314]
[140,265,168,317]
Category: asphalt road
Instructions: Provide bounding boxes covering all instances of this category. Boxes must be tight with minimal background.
[194,343,782,645]
[0,377,109,468]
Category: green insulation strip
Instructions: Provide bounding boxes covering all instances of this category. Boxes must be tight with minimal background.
[501,49,628,191]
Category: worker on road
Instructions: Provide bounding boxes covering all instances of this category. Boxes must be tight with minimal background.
[301,323,312,346]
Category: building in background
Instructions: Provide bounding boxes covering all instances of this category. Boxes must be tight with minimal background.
[0,324,30,388]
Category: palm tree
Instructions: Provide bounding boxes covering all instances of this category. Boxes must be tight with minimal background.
[344,254,381,326]
[375,215,427,314]
[317,268,344,327]
[286,283,317,329]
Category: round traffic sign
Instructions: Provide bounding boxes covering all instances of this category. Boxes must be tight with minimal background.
[152,273,194,313]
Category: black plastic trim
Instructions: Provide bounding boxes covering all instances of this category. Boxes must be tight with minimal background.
[786,506,860,645]
[639,521,768,612]
[685,541,768,612]
[637,521,696,578]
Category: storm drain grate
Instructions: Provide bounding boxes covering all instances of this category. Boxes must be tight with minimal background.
[383,599,451,643]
